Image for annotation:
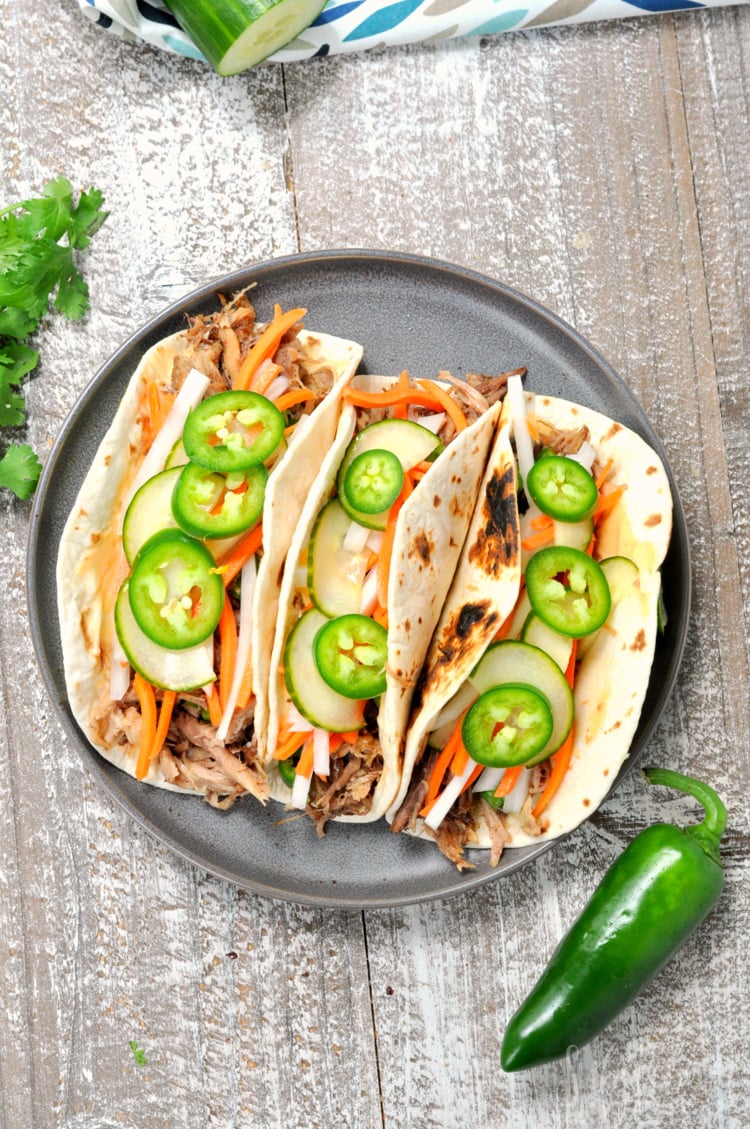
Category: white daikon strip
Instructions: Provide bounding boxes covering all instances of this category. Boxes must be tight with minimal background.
[343,521,371,554]
[366,530,384,555]
[566,440,597,473]
[265,375,290,402]
[291,758,312,809]
[216,556,257,742]
[473,766,505,794]
[359,567,379,616]
[109,638,132,700]
[415,412,446,434]
[507,374,537,509]
[313,727,330,777]
[286,702,314,733]
[424,756,478,831]
[501,767,531,813]
[124,368,210,510]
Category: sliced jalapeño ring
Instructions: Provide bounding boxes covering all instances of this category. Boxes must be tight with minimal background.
[182,390,284,472]
[128,530,224,650]
[314,613,388,700]
[462,683,554,767]
[342,448,405,515]
[526,454,598,523]
[525,545,611,637]
[172,461,267,539]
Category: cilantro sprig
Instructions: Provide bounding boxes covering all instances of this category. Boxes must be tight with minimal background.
[0,176,107,499]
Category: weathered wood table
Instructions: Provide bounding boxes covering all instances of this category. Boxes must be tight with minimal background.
[2,1,748,1125]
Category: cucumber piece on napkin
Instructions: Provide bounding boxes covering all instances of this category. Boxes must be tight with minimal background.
[164,0,327,74]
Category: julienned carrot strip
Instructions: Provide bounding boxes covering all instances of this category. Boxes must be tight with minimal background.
[392,370,410,419]
[522,525,554,551]
[419,711,470,816]
[461,763,484,795]
[218,599,238,713]
[375,475,414,609]
[273,388,316,413]
[529,513,554,531]
[217,522,263,587]
[450,737,469,778]
[296,738,315,778]
[205,684,223,728]
[532,640,579,817]
[409,459,436,481]
[532,730,574,818]
[342,387,444,412]
[595,458,615,489]
[133,673,157,781]
[416,379,468,434]
[234,306,306,391]
[236,658,255,711]
[494,764,523,798]
[273,729,309,762]
[151,690,177,760]
[526,413,540,442]
[594,485,627,520]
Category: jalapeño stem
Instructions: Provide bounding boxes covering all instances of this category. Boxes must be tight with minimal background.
[643,766,727,866]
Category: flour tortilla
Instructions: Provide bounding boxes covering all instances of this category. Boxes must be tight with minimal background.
[389,391,672,850]
[265,374,503,821]
[57,317,363,793]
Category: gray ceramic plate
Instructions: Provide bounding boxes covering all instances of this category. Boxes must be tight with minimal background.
[28,250,690,909]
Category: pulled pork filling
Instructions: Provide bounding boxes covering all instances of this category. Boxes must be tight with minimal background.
[391,413,591,869]
[306,722,384,835]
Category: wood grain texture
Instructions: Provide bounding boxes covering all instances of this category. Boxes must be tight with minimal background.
[1,0,749,1125]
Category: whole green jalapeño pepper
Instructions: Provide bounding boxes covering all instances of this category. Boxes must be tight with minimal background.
[500,767,727,1072]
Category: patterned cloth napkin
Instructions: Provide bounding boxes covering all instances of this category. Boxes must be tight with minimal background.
[77,0,739,65]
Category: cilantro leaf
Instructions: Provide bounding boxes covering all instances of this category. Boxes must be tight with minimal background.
[0,443,42,500]
[0,344,38,427]
[129,1041,148,1066]
[0,177,108,499]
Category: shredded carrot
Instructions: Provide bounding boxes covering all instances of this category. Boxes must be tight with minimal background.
[450,736,470,778]
[217,522,263,587]
[526,413,540,442]
[391,370,410,419]
[205,683,223,728]
[416,379,468,434]
[594,484,627,520]
[296,738,315,778]
[494,764,523,798]
[376,475,413,609]
[151,690,177,760]
[461,763,484,795]
[529,513,554,531]
[343,386,444,412]
[133,673,158,781]
[419,711,469,816]
[339,729,363,744]
[236,659,255,711]
[273,388,316,413]
[234,306,306,391]
[218,598,238,713]
[522,525,555,551]
[273,729,309,762]
[371,601,389,629]
[595,457,615,489]
[532,641,579,817]
[408,458,436,481]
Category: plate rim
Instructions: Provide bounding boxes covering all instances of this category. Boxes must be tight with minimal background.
[27,248,692,908]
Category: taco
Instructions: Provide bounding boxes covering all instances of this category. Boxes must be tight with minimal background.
[388,378,673,867]
[264,368,517,829]
[56,291,363,806]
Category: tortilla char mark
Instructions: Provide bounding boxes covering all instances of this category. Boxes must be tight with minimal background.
[467,463,519,577]
[430,600,499,680]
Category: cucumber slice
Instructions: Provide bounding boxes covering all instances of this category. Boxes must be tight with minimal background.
[115,581,216,692]
[283,608,364,732]
[521,614,574,673]
[164,0,328,76]
[336,419,441,531]
[122,467,182,565]
[577,556,640,660]
[164,437,189,469]
[308,499,367,618]
[553,516,594,552]
[468,640,573,765]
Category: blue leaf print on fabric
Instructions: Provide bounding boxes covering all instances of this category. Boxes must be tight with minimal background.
[163,33,207,59]
[311,0,367,26]
[619,0,702,8]
[466,8,528,34]
[344,0,425,41]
